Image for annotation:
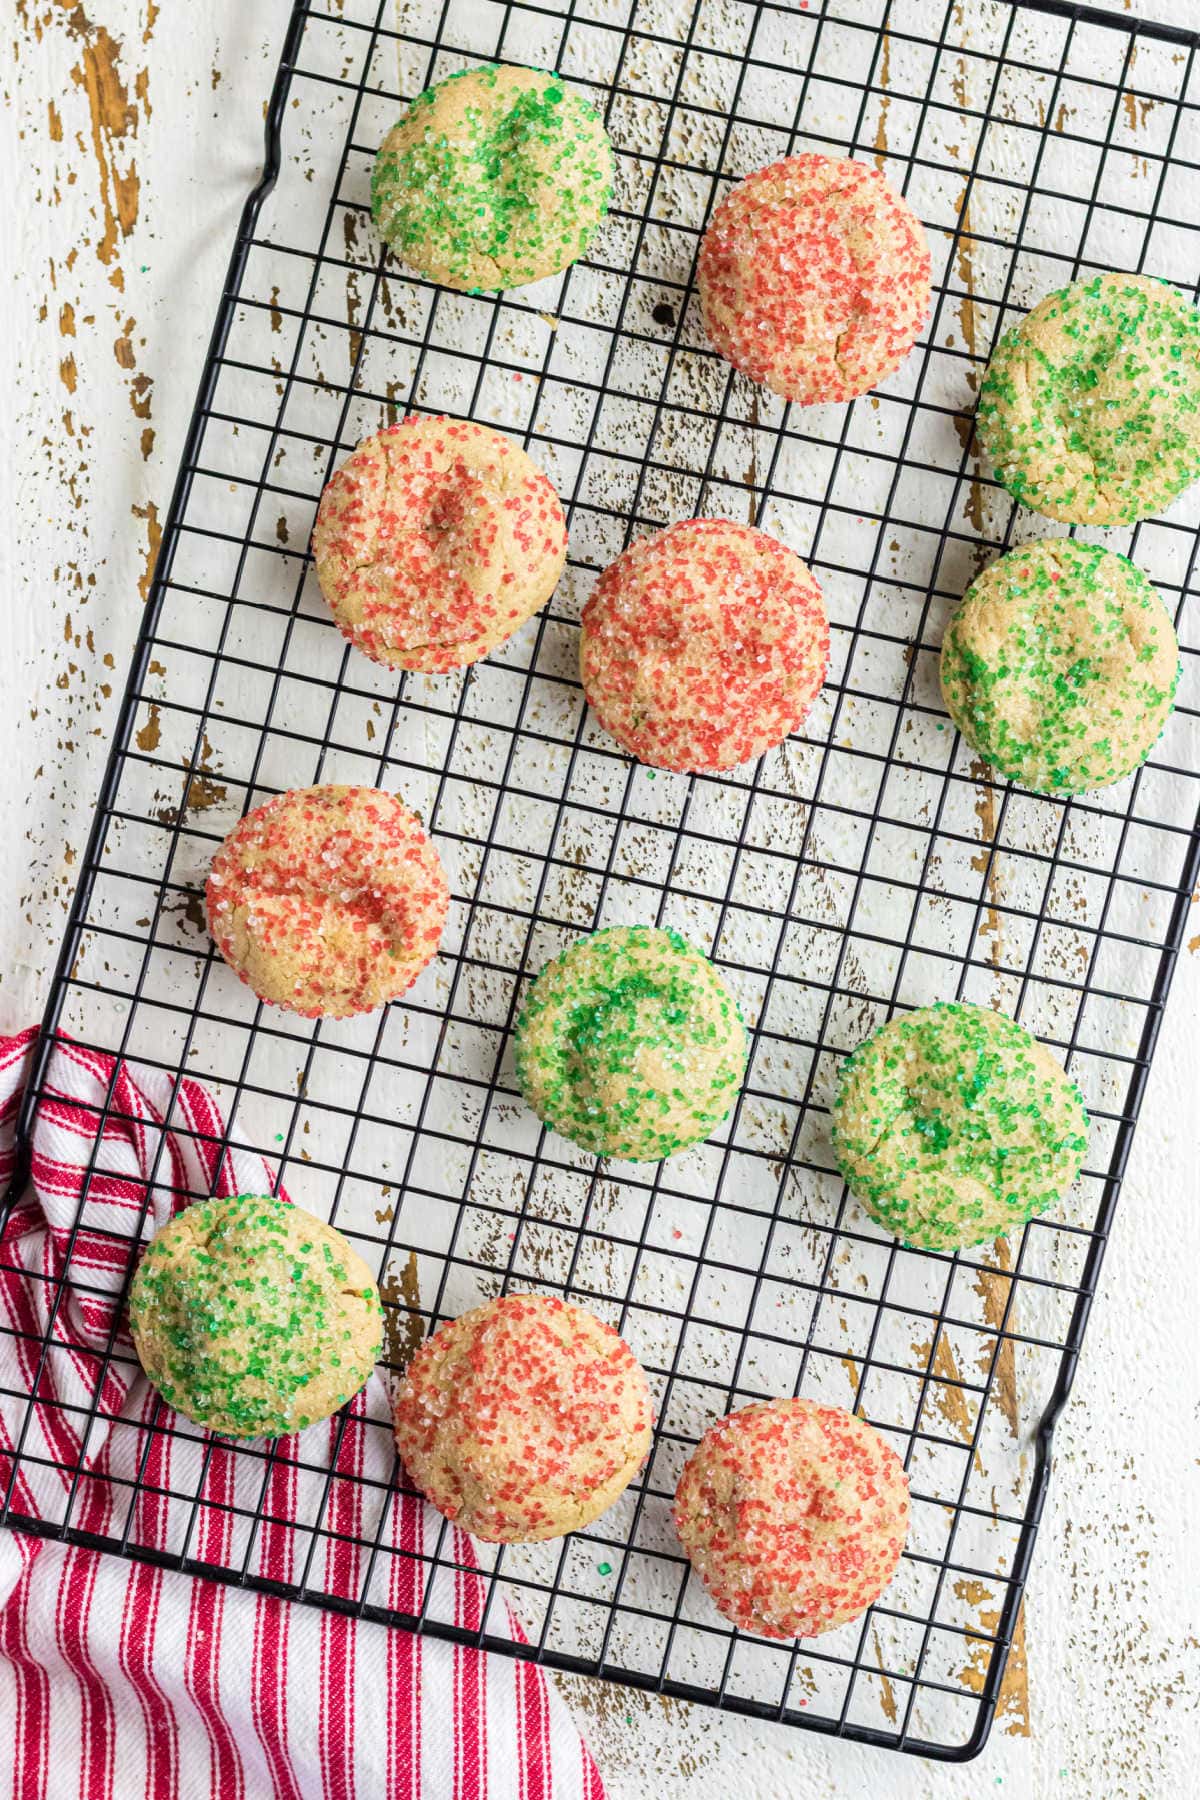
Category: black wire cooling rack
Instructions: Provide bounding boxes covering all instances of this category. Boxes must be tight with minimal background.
[3,0,1199,1763]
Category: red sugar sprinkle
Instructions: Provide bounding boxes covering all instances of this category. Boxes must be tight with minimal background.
[312,414,567,672]
[674,1397,910,1641]
[697,153,931,407]
[393,1293,653,1544]
[581,517,829,773]
[205,784,448,1019]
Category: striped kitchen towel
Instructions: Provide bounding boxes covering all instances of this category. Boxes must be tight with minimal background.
[0,1027,605,1800]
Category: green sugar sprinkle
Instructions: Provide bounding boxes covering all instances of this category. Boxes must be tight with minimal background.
[513,924,747,1163]
[832,1002,1089,1254]
[129,1193,383,1440]
[597,1561,613,1576]
[940,537,1179,796]
[372,63,614,293]
[976,272,1200,525]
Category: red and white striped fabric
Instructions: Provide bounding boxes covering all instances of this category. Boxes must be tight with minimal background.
[0,1028,606,1800]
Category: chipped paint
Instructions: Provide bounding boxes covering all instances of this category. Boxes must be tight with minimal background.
[948,25,995,555]
[872,1625,899,1724]
[913,1331,979,1468]
[131,499,160,601]
[1123,90,1156,133]
[975,1239,1020,1439]
[134,700,160,753]
[951,192,989,542]
[998,1603,1030,1736]
[970,759,1005,973]
[954,1581,1030,1736]
[184,732,226,815]
[6,0,165,956]
[554,1681,722,1790]
[342,210,365,372]
[71,18,141,268]
[1122,44,1155,140]
[379,1248,424,1380]
[872,27,891,170]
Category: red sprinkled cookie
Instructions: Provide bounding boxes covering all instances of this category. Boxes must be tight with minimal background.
[205,784,448,1019]
[580,518,828,772]
[674,1398,910,1640]
[393,1292,654,1543]
[698,154,932,405]
[312,415,568,671]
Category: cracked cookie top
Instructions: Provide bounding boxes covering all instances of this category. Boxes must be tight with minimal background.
[312,415,567,672]
[697,153,931,406]
[674,1398,909,1641]
[513,924,747,1162]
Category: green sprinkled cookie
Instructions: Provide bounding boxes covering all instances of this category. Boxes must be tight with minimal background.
[129,1194,383,1438]
[976,272,1200,525]
[371,63,614,293]
[941,537,1179,795]
[832,1003,1089,1253]
[513,925,747,1161]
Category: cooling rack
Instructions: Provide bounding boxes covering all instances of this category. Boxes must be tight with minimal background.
[2,0,1199,1763]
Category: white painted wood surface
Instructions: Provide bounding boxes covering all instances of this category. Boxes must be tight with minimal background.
[3,1,1198,1794]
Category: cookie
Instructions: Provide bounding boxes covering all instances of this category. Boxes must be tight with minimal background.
[940,537,1179,795]
[674,1398,910,1641]
[580,518,829,772]
[697,153,931,405]
[976,273,1200,524]
[372,63,614,292]
[312,415,568,672]
[513,924,747,1162]
[206,784,448,1019]
[392,1292,653,1543]
[129,1194,383,1439]
[832,1002,1090,1253]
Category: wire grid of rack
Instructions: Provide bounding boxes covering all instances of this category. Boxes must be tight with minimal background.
[2,0,1199,1763]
